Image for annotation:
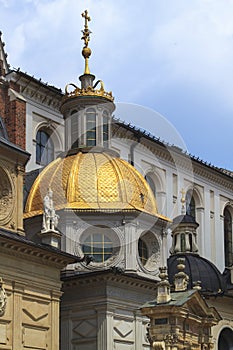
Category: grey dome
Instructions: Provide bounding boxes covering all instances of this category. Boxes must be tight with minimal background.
[172,214,199,227]
[168,253,226,295]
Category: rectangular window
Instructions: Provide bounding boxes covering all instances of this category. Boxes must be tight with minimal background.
[103,115,109,147]
[86,111,96,147]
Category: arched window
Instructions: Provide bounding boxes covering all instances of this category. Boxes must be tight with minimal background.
[138,238,148,266]
[103,110,109,148]
[36,130,54,166]
[82,233,113,263]
[86,108,96,147]
[145,174,156,197]
[218,327,233,350]
[224,207,233,267]
[186,190,196,218]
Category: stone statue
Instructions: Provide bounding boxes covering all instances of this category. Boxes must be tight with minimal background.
[0,277,7,316]
[42,188,59,232]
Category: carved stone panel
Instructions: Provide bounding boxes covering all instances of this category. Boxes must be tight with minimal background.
[22,300,49,327]
[23,326,48,349]
[0,278,7,317]
[0,322,8,345]
[0,166,14,225]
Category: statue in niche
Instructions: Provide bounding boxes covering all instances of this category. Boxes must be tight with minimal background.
[0,277,7,316]
[42,188,59,232]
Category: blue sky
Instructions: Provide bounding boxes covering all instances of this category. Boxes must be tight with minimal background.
[1,0,233,169]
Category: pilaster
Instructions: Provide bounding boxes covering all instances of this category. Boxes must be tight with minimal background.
[125,222,138,272]
[12,281,24,350]
[50,290,62,350]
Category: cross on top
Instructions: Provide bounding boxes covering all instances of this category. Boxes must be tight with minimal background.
[82,10,91,29]
[81,10,91,48]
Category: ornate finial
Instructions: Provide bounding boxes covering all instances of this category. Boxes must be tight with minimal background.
[61,10,114,103]
[174,258,189,291]
[156,267,171,304]
[81,10,92,74]
[180,188,186,215]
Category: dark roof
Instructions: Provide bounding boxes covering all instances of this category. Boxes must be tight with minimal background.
[173,214,199,227]
[0,135,30,159]
[167,253,226,295]
[9,69,63,95]
[113,117,233,179]
[142,289,197,308]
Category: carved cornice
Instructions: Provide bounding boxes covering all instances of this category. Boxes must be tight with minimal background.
[62,271,158,291]
[0,232,77,268]
[7,70,62,111]
[22,86,61,110]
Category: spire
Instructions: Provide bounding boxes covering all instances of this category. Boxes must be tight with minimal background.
[81,10,92,75]
[62,10,114,104]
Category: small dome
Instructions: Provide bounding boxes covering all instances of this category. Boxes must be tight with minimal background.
[24,150,167,219]
[168,254,226,295]
[173,214,199,227]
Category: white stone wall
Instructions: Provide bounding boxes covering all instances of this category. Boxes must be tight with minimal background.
[25,99,64,172]
[111,136,233,273]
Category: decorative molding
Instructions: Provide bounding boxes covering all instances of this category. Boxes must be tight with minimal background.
[73,319,96,338]
[23,307,48,322]
[0,165,15,225]
[0,238,74,268]
[62,272,157,292]
[114,320,133,338]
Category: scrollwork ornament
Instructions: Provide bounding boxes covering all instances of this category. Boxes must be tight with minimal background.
[164,333,178,345]
[0,277,7,316]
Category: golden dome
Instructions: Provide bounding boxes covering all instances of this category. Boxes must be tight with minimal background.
[24,151,166,219]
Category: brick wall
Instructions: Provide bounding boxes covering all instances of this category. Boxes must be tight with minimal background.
[0,77,26,150]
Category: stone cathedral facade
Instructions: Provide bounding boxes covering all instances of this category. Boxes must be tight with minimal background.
[0,11,233,350]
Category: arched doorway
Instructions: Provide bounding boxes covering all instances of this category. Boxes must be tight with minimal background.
[218,328,233,350]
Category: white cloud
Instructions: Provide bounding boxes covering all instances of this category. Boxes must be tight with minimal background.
[1,0,233,167]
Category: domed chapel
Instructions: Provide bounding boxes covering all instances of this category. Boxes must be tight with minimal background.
[0,9,233,350]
